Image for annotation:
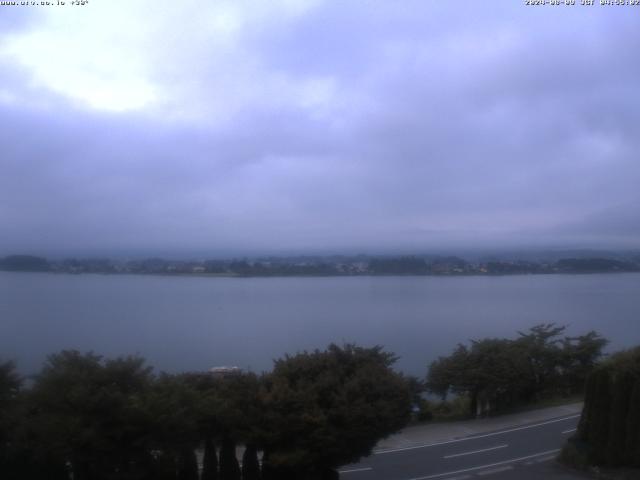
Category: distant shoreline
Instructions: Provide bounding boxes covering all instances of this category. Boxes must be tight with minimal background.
[1,253,639,278]
[2,269,640,279]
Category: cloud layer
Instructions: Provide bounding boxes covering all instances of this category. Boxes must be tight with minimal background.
[1,1,639,256]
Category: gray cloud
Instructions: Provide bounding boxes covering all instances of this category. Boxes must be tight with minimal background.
[1,1,639,256]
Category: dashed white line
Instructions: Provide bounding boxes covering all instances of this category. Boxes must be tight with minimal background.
[477,465,514,476]
[443,444,508,459]
[533,455,557,463]
[375,415,580,455]
[562,428,577,434]
[524,455,557,465]
[339,467,373,474]
[406,449,560,480]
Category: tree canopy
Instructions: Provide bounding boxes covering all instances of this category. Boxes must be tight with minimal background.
[0,344,413,480]
[572,346,640,468]
[427,324,607,416]
[259,344,411,477]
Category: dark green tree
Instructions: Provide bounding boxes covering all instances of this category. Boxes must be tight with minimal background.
[260,344,411,479]
[590,367,613,464]
[606,371,634,466]
[0,360,20,444]
[27,351,154,479]
[141,373,203,479]
[624,380,640,467]
[427,340,527,416]
[560,331,608,394]
[181,370,262,480]
[426,345,470,401]
[179,372,221,480]
[514,323,566,401]
[428,325,607,417]
[573,346,640,468]
[0,361,23,477]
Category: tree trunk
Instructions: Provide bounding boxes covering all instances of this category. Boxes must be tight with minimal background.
[241,444,261,480]
[259,452,296,480]
[219,436,241,480]
[260,451,274,480]
[202,437,218,480]
[152,452,178,480]
[590,368,613,465]
[625,380,640,467]
[470,389,478,418]
[177,447,199,480]
[606,372,634,466]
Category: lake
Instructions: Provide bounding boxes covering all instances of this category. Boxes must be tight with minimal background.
[1,272,639,376]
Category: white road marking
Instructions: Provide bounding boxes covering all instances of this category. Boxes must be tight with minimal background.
[405,449,560,480]
[339,467,373,474]
[443,444,508,459]
[533,455,557,463]
[477,465,514,476]
[375,415,580,455]
[562,428,577,434]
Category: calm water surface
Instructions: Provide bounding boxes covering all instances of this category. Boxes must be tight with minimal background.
[1,272,639,376]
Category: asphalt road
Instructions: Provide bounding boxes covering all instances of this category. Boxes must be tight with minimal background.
[339,414,584,480]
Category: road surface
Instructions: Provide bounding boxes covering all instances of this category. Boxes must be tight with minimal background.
[339,414,585,480]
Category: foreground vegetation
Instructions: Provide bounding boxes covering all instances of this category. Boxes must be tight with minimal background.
[0,344,411,480]
[0,324,615,479]
[426,324,607,417]
[561,346,640,473]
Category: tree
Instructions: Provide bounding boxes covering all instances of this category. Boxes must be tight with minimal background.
[606,371,634,465]
[27,350,154,480]
[427,340,527,416]
[426,345,470,401]
[559,331,608,394]
[0,361,22,476]
[0,361,20,439]
[427,325,607,417]
[215,373,261,480]
[141,373,203,479]
[515,323,566,401]
[260,344,411,479]
[0,358,68,480]
[573,346,640,468]
[624,381,640,467]
[184,371,261,480]
[179,372,221,480]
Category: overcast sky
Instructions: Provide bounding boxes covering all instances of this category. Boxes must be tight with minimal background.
[1,1,639,257]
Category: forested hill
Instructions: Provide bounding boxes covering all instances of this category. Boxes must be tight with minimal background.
[1,253,639,277]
